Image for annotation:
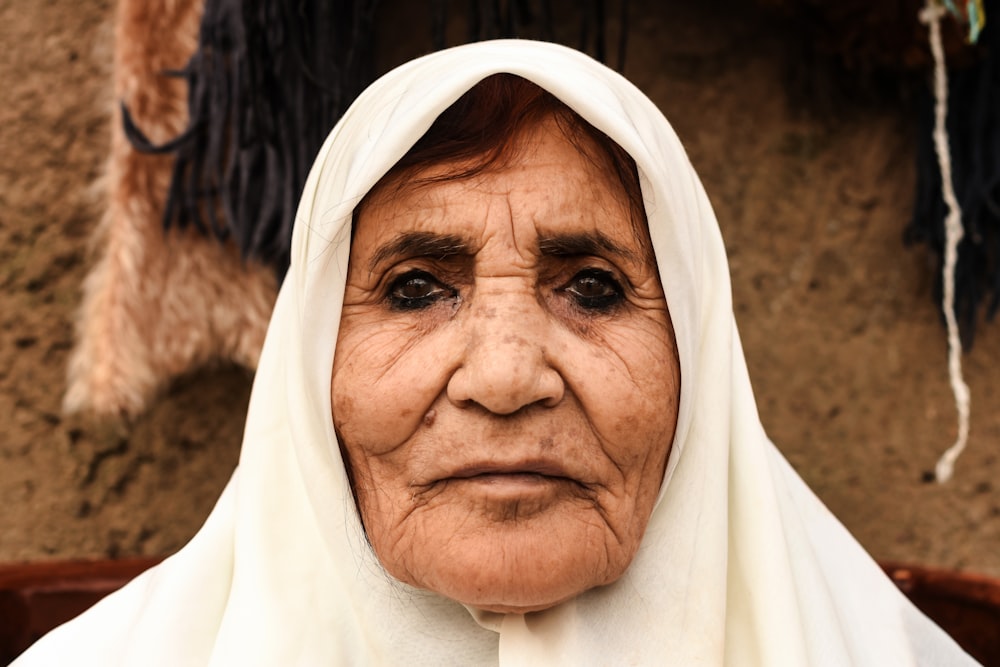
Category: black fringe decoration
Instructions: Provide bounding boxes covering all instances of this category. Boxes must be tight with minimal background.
[123,0,628,280]
[124,0,379,278]
[907,2,1000,348]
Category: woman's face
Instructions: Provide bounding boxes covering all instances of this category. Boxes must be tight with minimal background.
[332,119,680,613]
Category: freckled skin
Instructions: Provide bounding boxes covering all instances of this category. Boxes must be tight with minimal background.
[331,120,680,614]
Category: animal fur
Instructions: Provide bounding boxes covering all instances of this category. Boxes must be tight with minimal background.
[66,0,626,419]
[64,0,275,419]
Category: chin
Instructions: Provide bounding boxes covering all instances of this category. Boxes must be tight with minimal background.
[412,558,603,614]
[375,508,635,614]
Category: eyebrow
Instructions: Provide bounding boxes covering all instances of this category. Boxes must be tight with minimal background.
[537,232,638,263]
[368,232,471,271]
[367,230,639,272]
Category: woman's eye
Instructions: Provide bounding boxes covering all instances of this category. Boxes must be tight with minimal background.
[564,269,624,311]
[387,271,455,310]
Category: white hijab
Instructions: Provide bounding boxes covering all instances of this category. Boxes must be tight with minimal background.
[17,40,976,666]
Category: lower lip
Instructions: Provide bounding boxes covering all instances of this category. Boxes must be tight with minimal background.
[449,473,569,493]
[457,472,557,482]
[443,474,578,517]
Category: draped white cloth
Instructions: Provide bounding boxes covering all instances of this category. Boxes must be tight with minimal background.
[17,40,977,666]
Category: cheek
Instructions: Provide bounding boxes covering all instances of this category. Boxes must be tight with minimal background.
[330,316,453,544]
[331,315,457,454]
[570,318,680,498]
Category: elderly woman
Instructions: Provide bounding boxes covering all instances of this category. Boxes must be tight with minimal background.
[16,41,976,665]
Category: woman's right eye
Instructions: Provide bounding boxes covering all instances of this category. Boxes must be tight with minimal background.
[387,270,455,310]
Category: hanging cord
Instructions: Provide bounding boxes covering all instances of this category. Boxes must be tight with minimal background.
[920,1,972,482]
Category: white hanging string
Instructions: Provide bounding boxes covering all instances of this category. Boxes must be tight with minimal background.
[920,0,972,483]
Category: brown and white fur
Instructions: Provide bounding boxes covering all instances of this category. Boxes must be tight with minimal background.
[65,0,276,419]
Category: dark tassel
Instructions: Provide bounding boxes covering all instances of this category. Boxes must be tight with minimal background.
[124,0,630,280]
[908,0,1000,348]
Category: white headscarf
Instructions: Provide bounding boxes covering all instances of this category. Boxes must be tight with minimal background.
[17,40,977,666]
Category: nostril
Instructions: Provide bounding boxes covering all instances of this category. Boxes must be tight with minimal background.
[534,368,565,408]
[446,358,565,415]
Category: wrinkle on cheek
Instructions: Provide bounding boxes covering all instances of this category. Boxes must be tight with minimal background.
[408,479,449,507]
[358,462,430,520]
[336,331,436,394]
[577,323,676,389]
[375,486,464,577]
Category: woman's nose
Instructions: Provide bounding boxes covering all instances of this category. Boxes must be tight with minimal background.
[446,289,565,415]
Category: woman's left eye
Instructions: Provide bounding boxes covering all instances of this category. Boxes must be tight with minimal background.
[563,269,624,311]
[387,270,456,310]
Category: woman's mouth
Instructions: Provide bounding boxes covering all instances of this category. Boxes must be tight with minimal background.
[439,463,585,509]
[452,471,562,486]
[449,463,572,480]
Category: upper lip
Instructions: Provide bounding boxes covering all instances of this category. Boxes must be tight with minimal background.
[447,460,574,480]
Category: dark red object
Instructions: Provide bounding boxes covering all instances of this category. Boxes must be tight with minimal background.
[0,557,160,665]
[0,558,998,664]
[882,562,1000,665]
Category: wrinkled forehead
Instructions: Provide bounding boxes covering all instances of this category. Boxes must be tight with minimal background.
[350,120,660,285]
[355,113,653,259]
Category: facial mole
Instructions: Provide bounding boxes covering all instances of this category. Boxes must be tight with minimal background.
[423,409,437,427]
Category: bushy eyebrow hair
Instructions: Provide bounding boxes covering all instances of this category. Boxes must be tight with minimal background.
[367,230,641,273]
[367,231,470,271]
[537,232,638,263]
